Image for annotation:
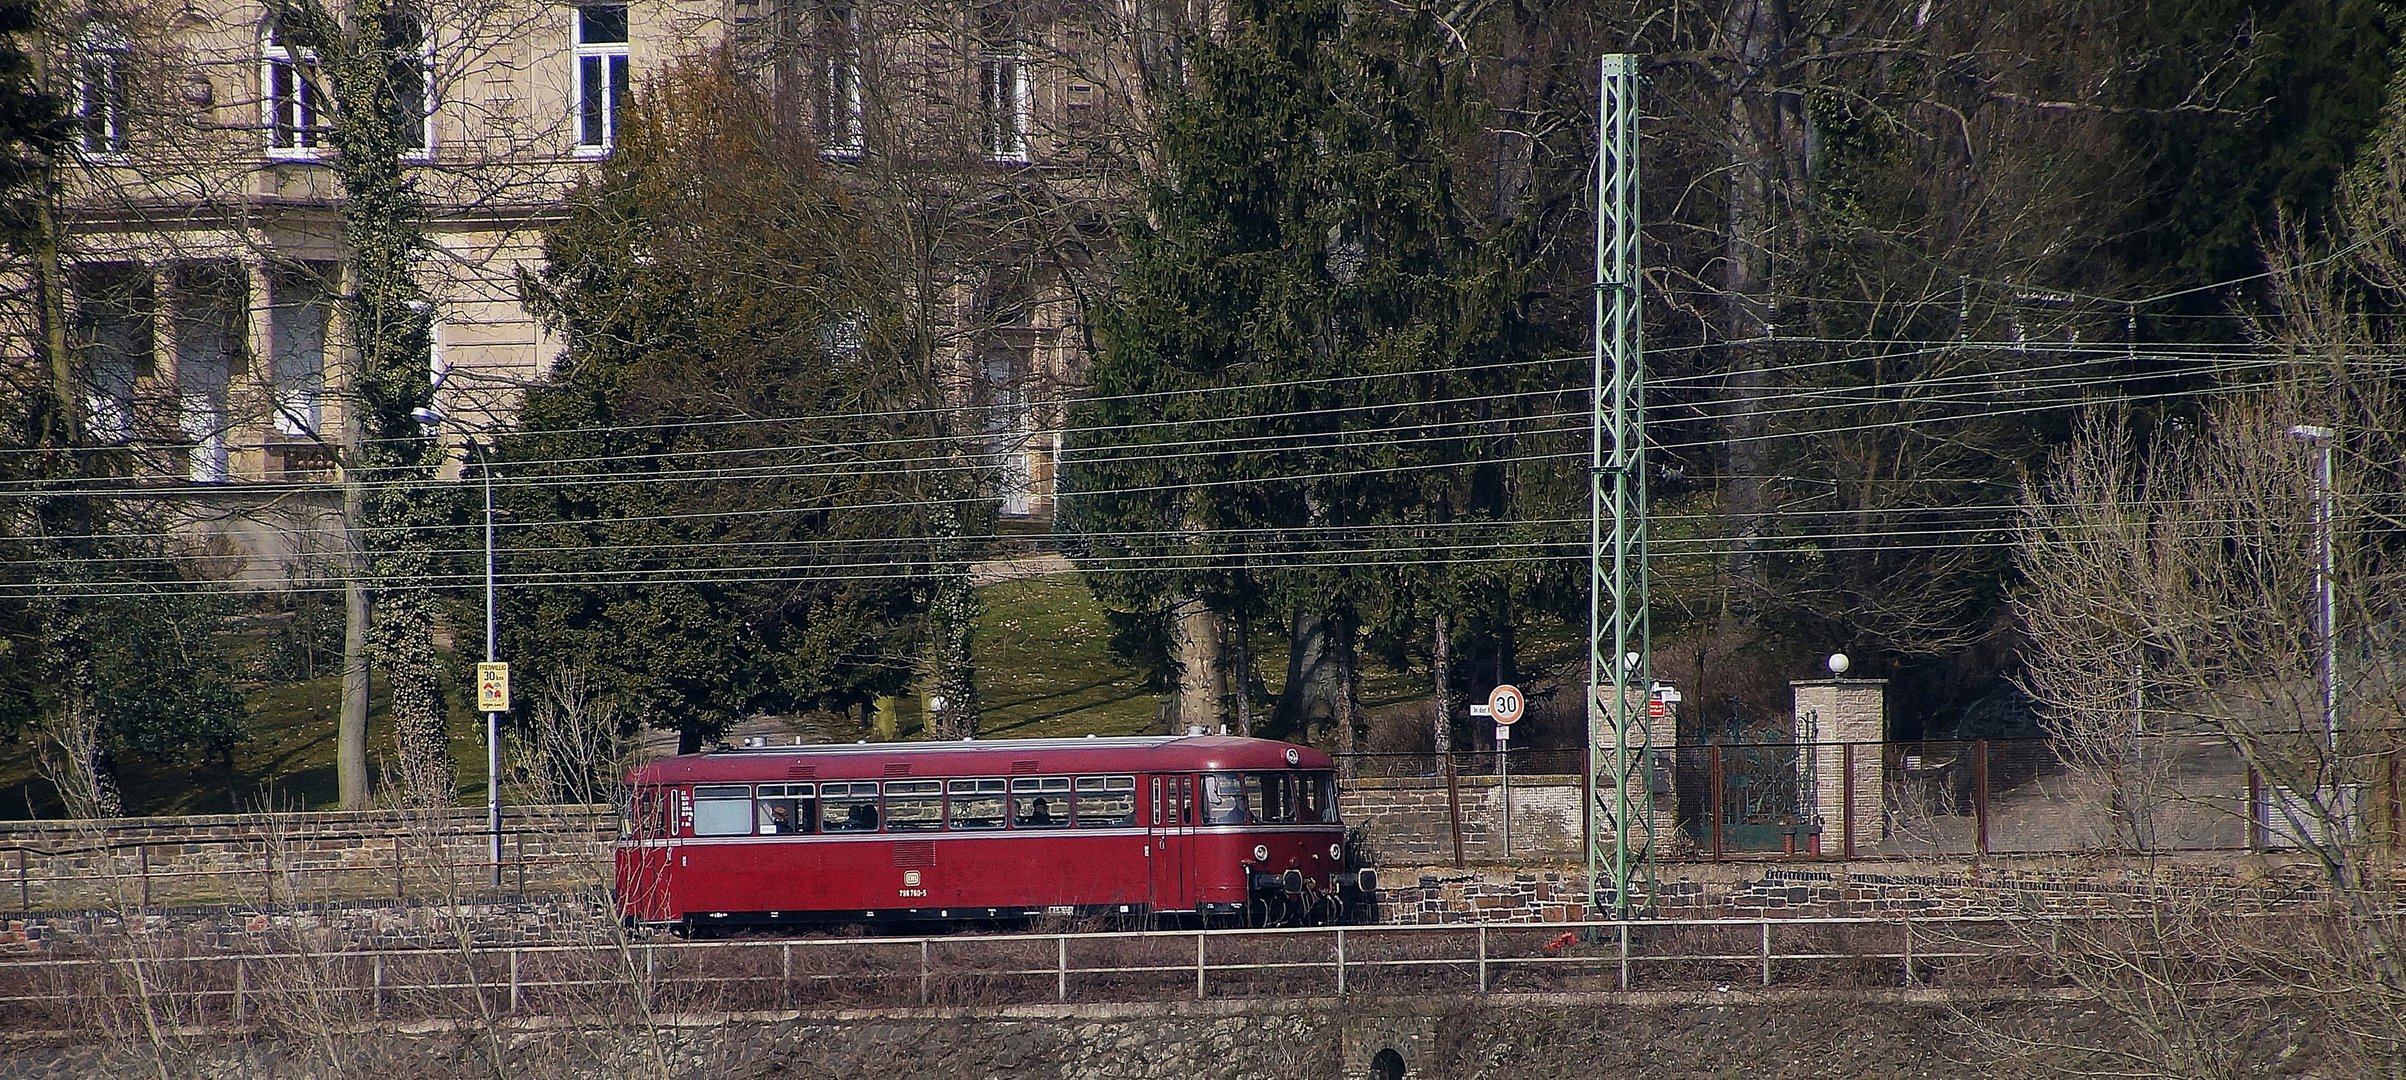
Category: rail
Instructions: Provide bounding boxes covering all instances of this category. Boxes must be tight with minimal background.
[0,911,2299,1027]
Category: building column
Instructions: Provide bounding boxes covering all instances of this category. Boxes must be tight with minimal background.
[1793,678,1888,851]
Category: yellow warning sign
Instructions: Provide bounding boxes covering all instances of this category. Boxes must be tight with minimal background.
[476,662,511,713]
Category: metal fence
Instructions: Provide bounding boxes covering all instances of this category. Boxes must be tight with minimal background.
[1340,732,2406,860]
[0,913,2195,1029]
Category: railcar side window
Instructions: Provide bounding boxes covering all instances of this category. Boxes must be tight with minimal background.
[1074,775,1136,827]
[884,780,943,831]
[1012,777,1070,828]
[692,785,754,836]
[1202,773,1248,824]
[947,778,1007,829]
[1301,772,1339,823]
[822,782,880,831]
[620,787,669,839]
[1243,773,1298,824]
[756,783,817,834]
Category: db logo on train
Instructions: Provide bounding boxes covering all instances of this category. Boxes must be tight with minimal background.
[899,870,927,898]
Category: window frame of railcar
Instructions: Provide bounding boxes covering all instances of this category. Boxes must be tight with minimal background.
[946,778,1007,830]
[883,779,944,832]
[1011,776,1071,828]
[692,784,754,836]
[755,782,817,834]
[1074,774,1137,827]
[822,781,881,832]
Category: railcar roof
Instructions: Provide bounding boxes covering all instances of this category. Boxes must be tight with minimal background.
[624,735,1334,785]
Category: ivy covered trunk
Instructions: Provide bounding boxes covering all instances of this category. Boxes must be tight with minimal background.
[298,0,450,805]
[925,498,980,739]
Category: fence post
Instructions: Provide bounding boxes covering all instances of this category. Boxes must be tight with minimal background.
[1841,743,1857,859]
[1056,936,1068,1003]
[1616,922,1630,991]
[1901,916,1915,986]
[1759,921,1772,986]
[1972,741,1990,857]
[1708,743,1725,862]
[1195,932,1207,999]
[393,835,404,900]
[1477,925,1489,994]
[138,844,149,909]
[234,956,248,1025]
[1444,757,1466,870]
[781,944,793,1011]
[373,953,385,1019]
[516,833,527,897]
[15,848,25,910]
[508,948,521,1013]
[261,840,274,907]
[918,939,930,1006]
[1335,929,1347,996]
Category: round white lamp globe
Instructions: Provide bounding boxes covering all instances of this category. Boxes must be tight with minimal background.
[1827,653,1850,676]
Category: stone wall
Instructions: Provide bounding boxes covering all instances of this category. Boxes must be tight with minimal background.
[0,992,2347,1079]
[0,808,611,911]
[1341,775,1586,865]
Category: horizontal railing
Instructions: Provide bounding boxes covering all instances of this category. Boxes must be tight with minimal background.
[0,911,2327,1028]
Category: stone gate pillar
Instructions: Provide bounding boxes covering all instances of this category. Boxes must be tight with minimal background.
[1792,678,1887,851]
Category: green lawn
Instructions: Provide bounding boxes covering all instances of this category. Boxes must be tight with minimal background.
[0,573,1572,819]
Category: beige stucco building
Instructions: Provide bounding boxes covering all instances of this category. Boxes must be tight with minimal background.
[48,0,1152,576]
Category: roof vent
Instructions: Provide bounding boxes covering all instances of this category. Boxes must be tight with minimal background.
[1186,725,1208,736]
[787,764,817,779]
[1010,759,1039,774]
[883,762,912,777]
[743,736,766,748]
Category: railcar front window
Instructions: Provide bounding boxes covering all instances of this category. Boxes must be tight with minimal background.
[1301,772,1339,823]
[756,783,816,834]
[1012,777,1070,827]
[1074,775,1136,827]
[620,787,669,840]
[947,778,1007,829]
[822,782,880,831]
[1242,773,1297,824]
[884,780,943,831]
[692,785,753,836]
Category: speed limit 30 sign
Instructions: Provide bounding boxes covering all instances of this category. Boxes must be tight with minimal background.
[1487,684,1525,726]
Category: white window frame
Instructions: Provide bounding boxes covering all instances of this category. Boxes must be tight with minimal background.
[979,47,1029,164]
[572,4,630,155]
[262,19,324,158]
[74,27,129,159]
[820,6,863,158]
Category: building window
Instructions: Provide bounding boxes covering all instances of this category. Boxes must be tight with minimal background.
[174,263,247,483]
[388,12,435,156]
[574,4,629,153]
[269,264,332,438]
[69,264,154,445]
[75,28,129,157]
[819,6,862,157]
[263,19,324,156]
[978,48,1028,163]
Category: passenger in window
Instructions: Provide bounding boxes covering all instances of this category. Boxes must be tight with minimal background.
[762,803,793,833]
[1023,797,1053,826]
[846,802,879,830]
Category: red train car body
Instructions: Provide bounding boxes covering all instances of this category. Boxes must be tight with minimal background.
[613,735,1373,930]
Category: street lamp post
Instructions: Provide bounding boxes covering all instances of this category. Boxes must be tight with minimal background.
[2288,424,2338,759]
[415,405,505,889]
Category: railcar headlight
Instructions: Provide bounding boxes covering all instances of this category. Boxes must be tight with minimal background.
[1328,843,1344,861]
[1253,844,1270,862]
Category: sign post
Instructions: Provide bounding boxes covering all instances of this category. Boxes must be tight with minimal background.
[1489,685,1525,857]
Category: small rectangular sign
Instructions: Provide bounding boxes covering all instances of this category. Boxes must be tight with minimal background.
[1469,704,1493,717]
[1495,724,1511,742]
[476,662,511,713]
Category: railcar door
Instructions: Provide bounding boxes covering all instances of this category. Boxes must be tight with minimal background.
[1148,774,1194,915]
[614,785,679,923]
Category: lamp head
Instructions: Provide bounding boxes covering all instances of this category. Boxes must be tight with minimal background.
[410,406,446,426]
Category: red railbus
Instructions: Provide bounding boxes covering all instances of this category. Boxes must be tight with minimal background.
[613,735,1374,931]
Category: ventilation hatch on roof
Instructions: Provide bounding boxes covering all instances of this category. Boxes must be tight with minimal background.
[1010,759,1039,774]
[787,764,817,779]
[883,762,912,777]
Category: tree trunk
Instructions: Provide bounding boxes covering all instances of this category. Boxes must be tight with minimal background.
[926,499,980,739]
[1432,612,1453,762]
[338,455,372,808]
[1335,617,1358,779]
[1720,0,1799,605]
[1233,605,1254,737]
[1275,609,1339,737]
[1168,597,1225,733]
